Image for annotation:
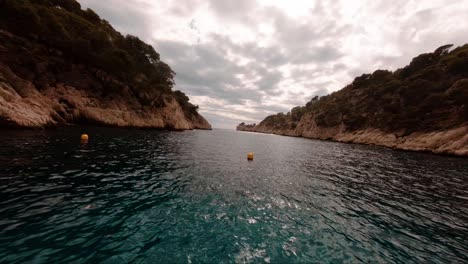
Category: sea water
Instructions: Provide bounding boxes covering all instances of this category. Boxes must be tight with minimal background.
[1,128,467,263]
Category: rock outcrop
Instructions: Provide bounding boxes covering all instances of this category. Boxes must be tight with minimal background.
[0,61,211,130]
[239,115,468,156]
[236,122,256,132]
[0,1,211,130]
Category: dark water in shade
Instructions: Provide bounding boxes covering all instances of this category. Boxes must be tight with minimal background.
[1,128,467,264]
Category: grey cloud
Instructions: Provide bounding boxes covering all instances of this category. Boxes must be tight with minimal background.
[209,6,348,67]
[290,46,344,65]
[155,40,241,86]
[210,35,288,66]
[413,9,435,22]
[254,7,348,67]
[332,63,346,72]
[208,0,256,22]
[267,5,351,45]
[255,71,282,91]
[209,0,253,15]
[155,38,286,105]
[78,0,152,39]
[169,0,204,16]
[312,87,329,97]
[261,105,290,115]
[236,44,288,66]
[265,89,283,97]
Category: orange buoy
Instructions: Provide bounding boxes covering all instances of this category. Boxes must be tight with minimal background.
[247,152,254,161]
[81,134,89,143]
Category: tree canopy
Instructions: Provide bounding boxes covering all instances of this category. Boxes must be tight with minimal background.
[0,0,176,97]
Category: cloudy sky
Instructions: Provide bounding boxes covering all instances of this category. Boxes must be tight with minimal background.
[78,0,468,129]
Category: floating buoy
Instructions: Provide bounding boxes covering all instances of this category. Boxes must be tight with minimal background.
[81,134,89,143]
[247,152,254,161]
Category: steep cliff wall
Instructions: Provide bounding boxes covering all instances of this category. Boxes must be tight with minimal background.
[0,60,211,130]
[0,64,211,130]
[250,112,468,156]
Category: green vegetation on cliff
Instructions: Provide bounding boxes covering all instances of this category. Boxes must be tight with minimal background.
[0,0,200,115]
[246,44,468,136]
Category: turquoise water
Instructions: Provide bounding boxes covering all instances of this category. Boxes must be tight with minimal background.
[0,128,467,263]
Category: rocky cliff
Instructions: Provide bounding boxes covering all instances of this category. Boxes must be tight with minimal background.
[238,45,468,156]
[236,122,256,132]
[0,0,211,130]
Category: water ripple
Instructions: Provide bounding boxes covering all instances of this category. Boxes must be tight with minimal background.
[0,128,467,263]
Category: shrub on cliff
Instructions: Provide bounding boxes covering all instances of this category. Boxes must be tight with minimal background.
[0,0,176,98]
[174,90,199,114]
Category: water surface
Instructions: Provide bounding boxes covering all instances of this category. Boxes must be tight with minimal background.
[1,128,467,263]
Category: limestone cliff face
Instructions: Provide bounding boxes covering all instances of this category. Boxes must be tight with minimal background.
[0,62,211,130]
[245,113,468,156]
